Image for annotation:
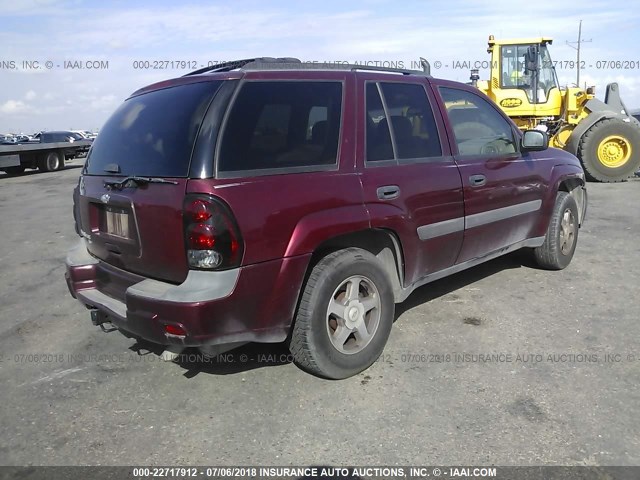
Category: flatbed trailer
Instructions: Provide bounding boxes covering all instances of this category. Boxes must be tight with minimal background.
[0,140,92,174]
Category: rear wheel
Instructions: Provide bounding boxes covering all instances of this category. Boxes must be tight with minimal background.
[577,118,640,182]
[289,248,394,379]
[38,151,63,172]
[534,191,579,270]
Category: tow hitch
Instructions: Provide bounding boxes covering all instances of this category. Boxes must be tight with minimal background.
[89,309,118,333]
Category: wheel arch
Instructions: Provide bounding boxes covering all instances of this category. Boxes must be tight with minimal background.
[306,228,406,303]
[557,176,587,226]
[532,166,586,237]
[565,110,621,156]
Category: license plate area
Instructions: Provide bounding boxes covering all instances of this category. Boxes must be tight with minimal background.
[101,206,131,239]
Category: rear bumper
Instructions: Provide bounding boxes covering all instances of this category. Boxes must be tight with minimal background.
[65,238,308,347]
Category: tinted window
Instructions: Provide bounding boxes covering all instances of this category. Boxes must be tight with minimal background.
[41,132,72,143]
[366,83,394,162]
[379,83,442,159]
[366,82,442,162]
[439,87,517,156]
[85,81,222,177]
[218,81,342,173]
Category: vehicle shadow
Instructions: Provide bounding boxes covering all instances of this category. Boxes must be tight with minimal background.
[129,340,294,378]
[395,248,537,319]
[0,163,84,179]
[152,249,537,379]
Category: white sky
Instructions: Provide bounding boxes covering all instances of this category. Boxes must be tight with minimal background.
[1,0,639,133]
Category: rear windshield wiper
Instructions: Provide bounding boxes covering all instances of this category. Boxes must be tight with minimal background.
[103,176,178,190]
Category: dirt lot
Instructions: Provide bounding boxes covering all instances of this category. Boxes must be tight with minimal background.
[0,163,639,467]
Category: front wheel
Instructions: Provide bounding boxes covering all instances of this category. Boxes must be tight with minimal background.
[534,191,579,270]
[289,248,395,379]
[577,118,640,182]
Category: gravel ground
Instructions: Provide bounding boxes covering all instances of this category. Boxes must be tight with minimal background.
[0,164,638,467]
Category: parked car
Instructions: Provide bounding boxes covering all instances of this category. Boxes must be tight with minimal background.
[65,58,587,379]
[37,130,89,158]
[72,130,98,140]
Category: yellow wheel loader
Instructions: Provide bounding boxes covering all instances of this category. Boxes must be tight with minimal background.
[472,35,640,182]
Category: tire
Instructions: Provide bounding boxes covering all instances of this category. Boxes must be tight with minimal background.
[577,117,640,182]
[534,191,579,270]
[38,151,62,172]
[4,165,26,175]
[289,248,395,379]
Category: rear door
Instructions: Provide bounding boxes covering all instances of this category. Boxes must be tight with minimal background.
[432,83,547,264]
[77,80,226,284]
[357,74,464,286]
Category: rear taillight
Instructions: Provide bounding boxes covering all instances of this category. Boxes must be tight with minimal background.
[183,194,243,270]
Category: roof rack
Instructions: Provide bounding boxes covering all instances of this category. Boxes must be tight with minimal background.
[183,57,431,77]
[182,58,263,76]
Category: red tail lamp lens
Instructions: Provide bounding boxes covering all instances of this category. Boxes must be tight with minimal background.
[189,200,212,222]
[164,324,186,336]
[188,224,216,249]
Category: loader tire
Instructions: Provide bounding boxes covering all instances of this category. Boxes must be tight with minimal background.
[577,118,640,182]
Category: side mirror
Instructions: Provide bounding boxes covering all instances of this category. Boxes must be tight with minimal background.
[521,130,548,151]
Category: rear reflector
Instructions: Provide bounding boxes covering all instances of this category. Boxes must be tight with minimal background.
[164,324,187,336]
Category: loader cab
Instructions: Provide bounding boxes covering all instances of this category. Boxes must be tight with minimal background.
[500,42,559,104]
[485,36,562,118]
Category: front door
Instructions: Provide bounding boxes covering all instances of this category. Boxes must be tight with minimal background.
[434,84,546,264]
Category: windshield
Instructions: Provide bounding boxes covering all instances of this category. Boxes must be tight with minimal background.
[85,81,222,177]
[500,43,558,104]
[500,44,530,89]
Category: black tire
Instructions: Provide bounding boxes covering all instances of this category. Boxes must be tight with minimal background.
[4,165,26,175]
[289,248,395,379]
[38,151,62,172]
[577,117,640,182]
[534,191,579,270]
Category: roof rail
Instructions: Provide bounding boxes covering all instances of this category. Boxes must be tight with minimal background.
[182,57,302,76]
[183,57,431,77]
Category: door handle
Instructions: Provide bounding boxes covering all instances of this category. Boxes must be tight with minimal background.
[377,185,400,200]
[469,174,487,187]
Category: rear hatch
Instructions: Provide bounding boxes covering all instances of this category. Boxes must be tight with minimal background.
[77,79,225,284]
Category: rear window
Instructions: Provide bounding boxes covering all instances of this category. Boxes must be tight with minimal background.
[85,81,222,177]
[218,81,342,174]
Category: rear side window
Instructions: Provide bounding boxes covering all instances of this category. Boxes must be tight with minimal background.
[218,81,342,174]
[85,81,222,177]
[439,87,517,156]
[366,82,442,162]
[42,133,72,142]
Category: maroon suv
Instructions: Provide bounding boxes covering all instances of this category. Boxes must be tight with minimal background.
[65,58,587,379]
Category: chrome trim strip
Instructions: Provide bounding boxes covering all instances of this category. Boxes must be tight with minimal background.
[417,217,464,240]
[465,200,542,229]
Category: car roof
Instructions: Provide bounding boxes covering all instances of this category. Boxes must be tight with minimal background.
[129,57,437,98]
